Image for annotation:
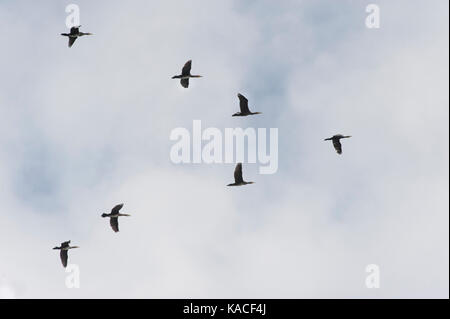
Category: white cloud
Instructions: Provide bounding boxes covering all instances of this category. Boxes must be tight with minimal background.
[0,0,448,298]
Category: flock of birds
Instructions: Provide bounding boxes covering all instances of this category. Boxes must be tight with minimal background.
[53,25,352,268]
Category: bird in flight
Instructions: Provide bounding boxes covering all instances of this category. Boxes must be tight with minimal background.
[101,203,131,232]
[227,163,254,186]
[172,60,202,88]
[61,25,93,48]
[324,134,351,154]
[233,93,262,116]
[53,240,79,268]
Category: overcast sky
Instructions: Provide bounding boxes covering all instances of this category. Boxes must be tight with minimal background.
[0,0,448,298]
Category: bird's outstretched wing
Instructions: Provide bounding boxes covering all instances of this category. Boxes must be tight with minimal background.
[61,240,70,248]
[181,60,192,76]
[237,94,250,114]
[110,217,119,232]
[234,163,244,184]
[180,78,189,88]
[60,250,68,268]
[333,139,342,154]
[111,203,124,214]
[68,37,77,48]
[70,26,79,35]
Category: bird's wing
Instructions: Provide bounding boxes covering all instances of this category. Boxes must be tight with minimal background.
[333,139,342,154]
[68,37,77,48]
[60,250,68,268]
[110,217,119,232]
[61,241,70,248]
[234,163,244,184]
[180,78,189,88]
[111,203,124,214]
[70,27,79,34]
[237,94,250,113]
[181,60,192,76]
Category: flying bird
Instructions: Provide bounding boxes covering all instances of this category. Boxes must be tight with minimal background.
[61,25,93,48]
[53,240,79,268]
[324,134,351,154]
[233,93,262,116]
[172,60,202,88]
[101,203,131,232]
[227,163,254,186]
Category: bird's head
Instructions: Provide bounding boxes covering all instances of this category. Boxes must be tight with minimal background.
[52,246,60,250]
[232,112,240,117]
[101,213,108,218]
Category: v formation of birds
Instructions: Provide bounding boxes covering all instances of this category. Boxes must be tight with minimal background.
[54,25,352,268]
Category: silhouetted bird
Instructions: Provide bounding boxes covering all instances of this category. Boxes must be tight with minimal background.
[101,203,131,232]
[233,93,262,116]
[53,240,79,268]
[324,134,351,154]
[61,25,93,48]
[227,163,254,186]
[172,60,202,88]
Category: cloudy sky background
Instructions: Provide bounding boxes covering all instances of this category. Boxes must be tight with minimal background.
[0,0,448,298]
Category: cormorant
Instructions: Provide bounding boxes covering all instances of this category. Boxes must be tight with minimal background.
[53,240,79,268]
[61,25,93,48]
[233,93,262,116]
[324,134,351,154]
[101,203,131,232]
[227,163,254,186]
[172,60,202,88]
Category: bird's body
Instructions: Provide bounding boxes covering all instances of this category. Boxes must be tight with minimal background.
[227,163,254,186]
[172,60,202,88]
[53,240,79,268]
[101,203,131,232]
[324,134,351,154]
[233,93,262,117]
[61,25,93,48]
